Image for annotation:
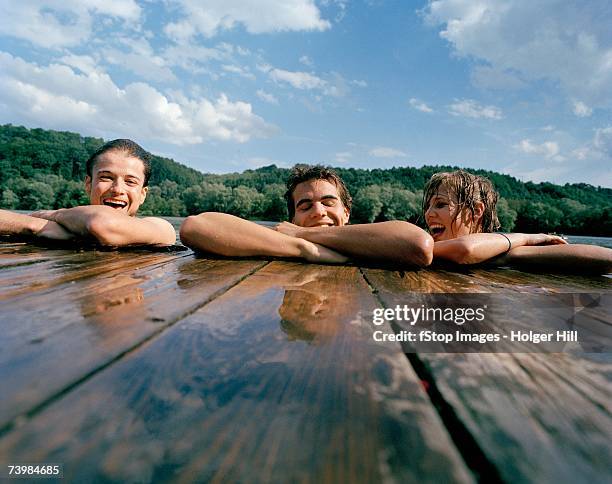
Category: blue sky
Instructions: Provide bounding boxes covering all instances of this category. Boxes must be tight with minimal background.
[0,1,610,186]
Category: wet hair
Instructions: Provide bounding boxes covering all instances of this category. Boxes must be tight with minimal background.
[422,170,500,233]
[284,165,352,220]
[85,139,152,187]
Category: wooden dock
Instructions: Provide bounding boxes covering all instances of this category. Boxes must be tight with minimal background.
[0,240,610,483]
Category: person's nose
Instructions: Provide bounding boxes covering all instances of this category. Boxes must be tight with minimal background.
[311,202,327,218]
[109,179,126,195]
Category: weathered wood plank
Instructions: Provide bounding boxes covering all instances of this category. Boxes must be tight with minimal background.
[0,255,267,429]
[0,262,473,483]
[0,251,191,350]
[364,268,612,483]
[0,249,188,299]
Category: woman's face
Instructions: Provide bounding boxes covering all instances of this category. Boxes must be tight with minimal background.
[424,187,479,241]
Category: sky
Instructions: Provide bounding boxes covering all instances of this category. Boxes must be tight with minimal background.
[0,0,610,186]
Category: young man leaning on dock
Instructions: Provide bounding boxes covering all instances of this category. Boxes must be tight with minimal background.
[180,165,433,266]
[0,139,176,246]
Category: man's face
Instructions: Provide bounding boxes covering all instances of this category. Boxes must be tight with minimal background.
[291,179,350,227]
[85,150,148,216]
[424,187,476,241]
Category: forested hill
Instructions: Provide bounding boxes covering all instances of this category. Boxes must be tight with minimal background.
[1,124,610,235]
[0,124,204,187]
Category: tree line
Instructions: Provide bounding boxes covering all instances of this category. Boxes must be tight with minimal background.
[1,124,610,236]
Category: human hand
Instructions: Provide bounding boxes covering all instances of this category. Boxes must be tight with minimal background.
[301,240,348,264]
[35,220,76,240]
[275,221,304,238]
[524,233,568,246]
[30,209,61,221]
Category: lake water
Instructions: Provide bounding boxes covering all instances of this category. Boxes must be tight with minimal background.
[162,216,612,248]
[13,212,612,248]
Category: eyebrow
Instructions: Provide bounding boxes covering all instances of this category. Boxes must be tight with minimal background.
[97,170,141,181]
[296,194,339,208]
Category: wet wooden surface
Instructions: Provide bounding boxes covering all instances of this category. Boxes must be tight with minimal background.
[0,241,610,483]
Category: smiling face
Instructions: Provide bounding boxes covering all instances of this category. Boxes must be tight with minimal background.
[85,150,148,216]
[424,187,482,241]
[291,179,350,227]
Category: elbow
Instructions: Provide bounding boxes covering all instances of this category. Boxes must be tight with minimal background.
[86,215,123,246]
[412,232,434,267]
[396,222,433,267]
[179,215,199,247]
[180,213,214,250]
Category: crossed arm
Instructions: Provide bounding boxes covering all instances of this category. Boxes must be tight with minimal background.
[179,213,433,267]
[275,221,433,267]
[1,207,176,246]
[179,213,348,264]
[0,209,74,240]
[433,232,612,273]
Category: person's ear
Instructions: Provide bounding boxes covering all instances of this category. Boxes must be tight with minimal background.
[140,186,148,203]
[343,207,350,225]
[84,176,92,195]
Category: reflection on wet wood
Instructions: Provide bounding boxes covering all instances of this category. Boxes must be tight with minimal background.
[0,261,471,483]
[1,241,610,483]
[0,253,267,429]
[365,268,612,484]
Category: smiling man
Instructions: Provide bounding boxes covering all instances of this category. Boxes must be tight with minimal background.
[0,139,176,246]
[180,165,433,266]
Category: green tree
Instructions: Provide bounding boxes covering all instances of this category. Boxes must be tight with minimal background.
[496,198,517,232]
[1,189,19,209]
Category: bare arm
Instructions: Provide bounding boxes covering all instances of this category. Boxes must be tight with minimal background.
[433,233,567,265]
[275,220,433,267]
[0,209,75,240]
[31,206,176,246]
[179,212,348,264]
[501,244,612,274]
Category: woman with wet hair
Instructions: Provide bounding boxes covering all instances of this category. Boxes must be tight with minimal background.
[422,170,612,273]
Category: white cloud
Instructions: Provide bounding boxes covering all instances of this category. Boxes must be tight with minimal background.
[334,151,352,163]
[299,55,314,67]
[222,64,256,80]
[569,126,612,163]
[267,67,350,97]
[424,0,612,107]
[0,52,275,145]
[102,37,177,82]
[164,0,330,42]
[369,147,407,158]
[409,97,433,113]
[448,99,502,119]
[256,89,279,104]
[572,100,593,117]
[470,65,526,90]
[593,126,612,158]
[269,68,327,90]
[58,55,100,75]
[0,1,141,48]
[514,139,560,159]
[351,79,368,88]
[162,43,230,74]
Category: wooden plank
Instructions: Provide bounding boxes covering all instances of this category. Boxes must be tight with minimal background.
[468,267,612,292]
[0,248,189,299]
[0,262,473,483]
[364,268,612,483]
[0,251,191,348]
[0,255,267,429]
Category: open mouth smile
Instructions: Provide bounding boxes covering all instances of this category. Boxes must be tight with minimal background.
[428,224,445,238]
[103,199,128,209]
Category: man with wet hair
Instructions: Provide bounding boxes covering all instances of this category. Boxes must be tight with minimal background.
[180,164,433,266]
[0,139,176,246]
